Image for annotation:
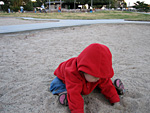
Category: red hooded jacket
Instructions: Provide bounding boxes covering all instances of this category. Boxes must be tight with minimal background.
[54,43,120,113]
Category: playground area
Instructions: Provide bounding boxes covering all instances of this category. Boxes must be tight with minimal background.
[0,18,150,113]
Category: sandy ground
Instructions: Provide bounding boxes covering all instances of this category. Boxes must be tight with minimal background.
[0,18,150,113]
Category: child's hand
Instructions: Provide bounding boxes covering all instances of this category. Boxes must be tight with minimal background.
[112,102,123,110]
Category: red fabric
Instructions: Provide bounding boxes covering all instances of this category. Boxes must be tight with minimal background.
[58,6,61,10]
[54,43,120,113]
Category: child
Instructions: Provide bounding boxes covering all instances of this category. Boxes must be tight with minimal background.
[50,43,125,113]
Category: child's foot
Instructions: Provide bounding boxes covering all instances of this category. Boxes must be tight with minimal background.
[114,79,125,95]
[58,92,68,106]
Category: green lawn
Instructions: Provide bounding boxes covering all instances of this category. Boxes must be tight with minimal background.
[0,10,150,21]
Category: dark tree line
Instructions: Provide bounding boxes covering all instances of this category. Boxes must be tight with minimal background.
[133,1,150,12]
[1,0,47,12]
[1,0,127,12]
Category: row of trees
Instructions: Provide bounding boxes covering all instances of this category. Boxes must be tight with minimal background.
[1,0,126,12]
[1,0,47,12]
[134,1,150,12]
[1,0,150,12]
[2,0,32,11]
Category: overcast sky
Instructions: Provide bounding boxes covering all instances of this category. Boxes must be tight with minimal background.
[125,0,150,6]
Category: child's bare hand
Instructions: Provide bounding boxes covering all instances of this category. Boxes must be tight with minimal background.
[112,102,123,110]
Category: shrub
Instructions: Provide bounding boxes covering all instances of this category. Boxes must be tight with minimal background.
[24,1,34,11]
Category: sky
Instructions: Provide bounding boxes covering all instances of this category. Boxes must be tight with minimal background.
[125,0,150,6]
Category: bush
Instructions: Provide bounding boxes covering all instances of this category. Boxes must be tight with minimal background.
[1,4,9,12]
[11,7,20,12]
[24,1,34,11]
[134,1,150,12]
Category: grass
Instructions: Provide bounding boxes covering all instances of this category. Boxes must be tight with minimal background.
[0,10,150,21]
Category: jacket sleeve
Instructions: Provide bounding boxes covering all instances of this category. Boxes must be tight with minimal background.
[65,73,84,113]
[98,78,120,104]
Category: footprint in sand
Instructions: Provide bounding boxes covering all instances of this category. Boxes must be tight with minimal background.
[126,90,143,99]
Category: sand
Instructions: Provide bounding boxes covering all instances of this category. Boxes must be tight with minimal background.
[0,18,150,113]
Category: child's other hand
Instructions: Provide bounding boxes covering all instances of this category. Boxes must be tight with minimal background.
[112,102,123,110]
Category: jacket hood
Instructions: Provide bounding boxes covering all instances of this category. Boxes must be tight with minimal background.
[77,43,114,78]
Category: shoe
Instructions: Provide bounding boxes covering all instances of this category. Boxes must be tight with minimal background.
[114,79,125,95]
[58,93,68,106]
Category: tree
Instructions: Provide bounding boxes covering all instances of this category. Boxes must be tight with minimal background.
[32,0,47,7]
[2,0,34,12]
[1,0,11,11]
[133,1,149,12]
[24,0,34,11]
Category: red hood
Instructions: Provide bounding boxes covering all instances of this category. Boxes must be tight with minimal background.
[77,43,114,78]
